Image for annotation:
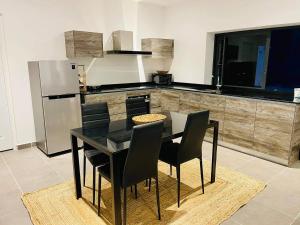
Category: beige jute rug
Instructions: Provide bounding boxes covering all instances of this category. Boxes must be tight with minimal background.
[22,160,265,225]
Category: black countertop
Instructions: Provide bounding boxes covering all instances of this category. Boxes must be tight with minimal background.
[81,82,298,104]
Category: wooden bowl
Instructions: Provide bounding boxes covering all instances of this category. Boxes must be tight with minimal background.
[156,70,169,75]
[132,114,167,125]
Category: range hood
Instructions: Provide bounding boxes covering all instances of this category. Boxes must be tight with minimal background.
[105,50,152,55]
[105,30,152,56]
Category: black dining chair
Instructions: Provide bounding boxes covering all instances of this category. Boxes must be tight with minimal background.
[159,110,209,207]
[126,97,149,119]
[81,102,110,205]
[97,121,164,224]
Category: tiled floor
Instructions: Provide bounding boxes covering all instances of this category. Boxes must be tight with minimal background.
[1,142,300,225]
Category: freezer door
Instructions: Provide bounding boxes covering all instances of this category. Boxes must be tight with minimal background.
[42,94,81,154]
[39,60,79,96]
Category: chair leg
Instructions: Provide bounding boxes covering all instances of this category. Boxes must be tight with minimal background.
[130,186,133,193]
[123,187,127,225]
[199,156,205,194]
[170,164,172,176]
[83,155,86,187]
[98,174,101,216]
[134,184,138,199]
[176,165,181,208]
[92,166,96,205]
[148,178,151,192]
[155,175,161,220]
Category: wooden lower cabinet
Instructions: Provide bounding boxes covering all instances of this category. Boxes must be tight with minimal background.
[291,105,300,164]
[253,126,291,161]
[253,100,295,163]
[161,90,180,112]
[223,97,256,149]
[84,92,126,119]
[84,88,300,166]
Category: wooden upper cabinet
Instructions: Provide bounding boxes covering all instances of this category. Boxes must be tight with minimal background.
[142,38,174,58]
[64,30,103,58]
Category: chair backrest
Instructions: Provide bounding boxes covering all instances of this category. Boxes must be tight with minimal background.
[81,102,110,129]
[123,121,164,187]
[126,97,149,119]
[178,110,209,163]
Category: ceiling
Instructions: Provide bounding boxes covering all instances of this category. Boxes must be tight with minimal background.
[135,0,185,7]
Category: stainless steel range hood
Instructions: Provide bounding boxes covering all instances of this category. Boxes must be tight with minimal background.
[105,30,152,55]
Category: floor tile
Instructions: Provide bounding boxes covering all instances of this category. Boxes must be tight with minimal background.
[232,200,294,225]
[236,156,285,183]
[221,218,242,225]
[1,143,300,225]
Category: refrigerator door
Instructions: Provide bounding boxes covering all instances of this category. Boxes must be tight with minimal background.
[39,60,79,96]
[42,94,81,154]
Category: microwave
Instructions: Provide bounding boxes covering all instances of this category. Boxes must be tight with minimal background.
[152,74,172,85]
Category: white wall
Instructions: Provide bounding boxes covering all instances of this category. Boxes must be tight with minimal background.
[1,0,107,145]
[0,0,166,146]
[165,0,300,84]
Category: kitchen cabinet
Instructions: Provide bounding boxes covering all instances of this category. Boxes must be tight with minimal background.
[142,38,174,58]
[223,97,256,149]
[83,87,300,166]
[85,93,126,119]
[150,90,161,113]
[161,90,180,112]
[291,105,300,164]
[64,30,103,58]
[253,100,295,161]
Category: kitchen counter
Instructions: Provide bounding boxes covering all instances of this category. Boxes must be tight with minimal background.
[81,82,298,104]
[81,82,300,166]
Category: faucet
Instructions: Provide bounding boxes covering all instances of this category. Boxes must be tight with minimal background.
[216,76,222,94]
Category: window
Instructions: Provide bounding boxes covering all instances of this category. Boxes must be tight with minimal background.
[213,30,270,89]
[213,26,300,93]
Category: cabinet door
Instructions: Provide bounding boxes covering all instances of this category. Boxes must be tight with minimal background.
[255,101,295,134]
[200,94,226,139]
[161,90,180,112]
[253,101,295,160]
[85,93,126,117]
[65,31,103,58]
[223,97,256,148]
[290,105,300,164]
[179,92,201,114]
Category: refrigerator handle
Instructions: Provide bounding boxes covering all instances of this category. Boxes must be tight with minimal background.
[48,94,76,100]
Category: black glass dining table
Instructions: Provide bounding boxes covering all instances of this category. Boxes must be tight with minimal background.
[70,111,219,225]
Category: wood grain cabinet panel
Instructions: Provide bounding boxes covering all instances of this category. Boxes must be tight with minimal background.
[161,90,180,112]
[198,94,226,140]
[85,93,126,105]
[254,127,291,160]
[65,30,103,58]
[84,89,300,166]
[199,94,226,121]
[126,90,151,97]
[223,97,256,148]
[85,93,126,117]
[290,105,300,164]
[150,90,161,108]
[108,103,126,115]
[142,38,174,58]
[151,107,162,114]
[110,113,126,121]
[255,101,295,134]
[179,92,202,114]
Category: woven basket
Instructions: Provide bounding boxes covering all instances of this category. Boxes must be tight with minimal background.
[132,114,167,125]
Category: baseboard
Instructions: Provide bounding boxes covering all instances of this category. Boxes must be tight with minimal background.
[17,142,36,150]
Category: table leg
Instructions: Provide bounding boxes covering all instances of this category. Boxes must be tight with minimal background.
[71,134,82,199]
[211,122,219,183]
[110,154,122,225]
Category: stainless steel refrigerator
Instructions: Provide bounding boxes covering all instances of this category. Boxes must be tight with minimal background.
[28,60,81,155]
